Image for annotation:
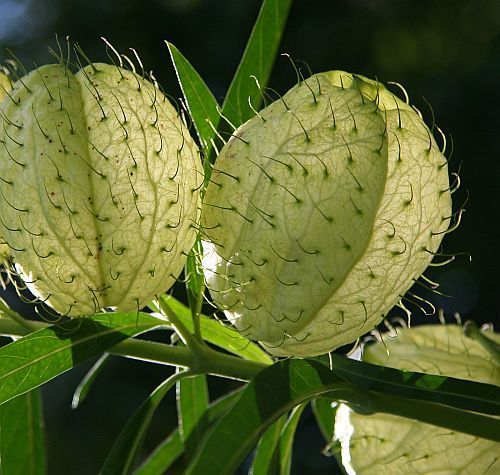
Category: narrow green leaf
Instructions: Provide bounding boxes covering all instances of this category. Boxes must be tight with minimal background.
[100,370,190,475]
[177,373,209,460]
[185,242,204,305]
[186,359,344,475]
[156,296,273,365]
[249,405,305,475]
[133,430,182,475]
[166,41,220,151]
[0,388,46,475]
[279,403,305,475]
[167,40,223,183]
[221,0,293,127]
[312,397,336,445]
[134,388,242,475]
[186,359,500,475]
[250,414,286,475]
[185,240,206,342]
[366,390,500,442]
[329,353,500,416]
[71,353,110,409]
[0,312,166,406]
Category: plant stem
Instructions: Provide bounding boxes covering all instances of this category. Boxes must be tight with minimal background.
[197,345,267,380]
[111,338,266,380]
[463,320,500,365]
[110,339,195,368]
[0,315,40,335]
[0,314,268,381]
[191,281,205,342]
[158,298,208,356]
[0,299,39,332]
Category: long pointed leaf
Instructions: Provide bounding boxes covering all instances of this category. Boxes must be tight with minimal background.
[133,388,242,475]
[221,0,293,127]
[100,370,190,475]
[0,388,46,475]
[186,359,500,475]
[133,430,182,475]
[155,296,273,365]
[312,397,337,446]
[167,41,220,151]
[71,353,110,409]
[0,313,166,406]
[167,42,215,327]
[185,242,205,310]
[279,403,305,475]
[177,373,209,460]
[250,414,286,475]
[329,353,500,416]
[186,360,344,475]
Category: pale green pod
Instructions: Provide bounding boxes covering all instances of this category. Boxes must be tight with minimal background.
[0,239,9,261]
[334,324,500,474]
[0,68,12,260]
[0,69,11,94]
[202,71,451,356]
[0,63,202,315]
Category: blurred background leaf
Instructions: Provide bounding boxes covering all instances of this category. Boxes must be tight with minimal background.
[0,388,46,475]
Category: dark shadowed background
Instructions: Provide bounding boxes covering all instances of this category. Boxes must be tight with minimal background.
[0,0,499,473]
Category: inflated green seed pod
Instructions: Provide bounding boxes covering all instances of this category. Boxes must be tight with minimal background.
[334,324,500,474]
[202,71,452,356]
[0,68,11,96]
[0,62,202,315]
[0,68,12,261]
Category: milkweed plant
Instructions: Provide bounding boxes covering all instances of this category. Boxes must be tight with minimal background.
[0,1,498,474]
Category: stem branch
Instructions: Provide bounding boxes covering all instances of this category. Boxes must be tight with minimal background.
[464,320,500,365]
[191,281,205,342]
[157,298,207,354]
[0,313,268,381]
[0,298,40,332]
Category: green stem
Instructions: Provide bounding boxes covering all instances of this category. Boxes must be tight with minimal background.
[0,299,39,332]
[191,282,205,342]
[0,314,268,381]
[0,315,38,335]
[122,369,194,474]
[196,345,267,380]
[110,339,195,368]
[112,338,266,380]
[463,320,500,366]
[158,298,207,355]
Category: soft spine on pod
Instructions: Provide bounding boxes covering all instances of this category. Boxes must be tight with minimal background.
[0,62,202,316]
[201,71,452,356]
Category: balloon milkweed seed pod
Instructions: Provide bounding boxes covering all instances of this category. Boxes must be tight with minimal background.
[334,324,500,474]
[0,59,203,316]
[202,71,452,356]
[0,67,12,262]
